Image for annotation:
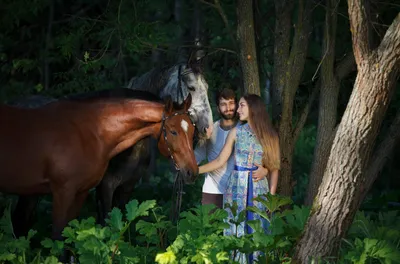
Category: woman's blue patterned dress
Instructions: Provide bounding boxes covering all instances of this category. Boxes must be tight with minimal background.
[223,123,270,263]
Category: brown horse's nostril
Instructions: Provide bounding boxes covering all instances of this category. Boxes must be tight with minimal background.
[181,170,194,185]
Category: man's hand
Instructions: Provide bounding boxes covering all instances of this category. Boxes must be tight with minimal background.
[252,163,269,182]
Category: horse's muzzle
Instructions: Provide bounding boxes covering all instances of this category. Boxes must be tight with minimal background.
[181,168,199,185]
[196,116,213,140]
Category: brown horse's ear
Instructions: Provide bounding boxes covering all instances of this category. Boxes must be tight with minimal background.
[183,93,192,111]
[164,96,174,114]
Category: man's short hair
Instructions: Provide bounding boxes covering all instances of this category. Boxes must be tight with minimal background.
[215,88,237,106]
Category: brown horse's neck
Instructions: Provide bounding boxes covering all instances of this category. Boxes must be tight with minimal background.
[77,99,165,158]
[108,122,163,158]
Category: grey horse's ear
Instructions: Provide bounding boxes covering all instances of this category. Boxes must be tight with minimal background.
[187,52,204,74]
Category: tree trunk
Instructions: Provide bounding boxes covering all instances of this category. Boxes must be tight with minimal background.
[236,0,260,95]
[272,0,313,197]
[293,2,400,260]
[305,0,356,206]
[271,0,292,122]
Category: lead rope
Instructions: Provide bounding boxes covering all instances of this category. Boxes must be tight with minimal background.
[170,171,184,225]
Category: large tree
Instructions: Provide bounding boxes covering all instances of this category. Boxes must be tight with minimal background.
[304,0,356,206]
[293,0,400,262]
[236,0,260,95]
[272,0,313,196]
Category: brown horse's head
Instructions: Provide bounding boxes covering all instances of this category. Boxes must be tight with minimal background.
[157,94,199,184]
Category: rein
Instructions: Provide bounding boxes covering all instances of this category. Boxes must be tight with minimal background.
[167,64,196,224]
[170,171,184,224]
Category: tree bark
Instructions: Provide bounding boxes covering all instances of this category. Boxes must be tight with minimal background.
[293,2,400,260]
[272,0,313,197]
[305,0,356,206]
[236,0,260,95]
[271,0,292,122]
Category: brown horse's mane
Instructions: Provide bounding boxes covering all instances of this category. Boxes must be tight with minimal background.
[62,88,163,104]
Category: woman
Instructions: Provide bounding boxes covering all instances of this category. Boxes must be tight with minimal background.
[199,94,280,263]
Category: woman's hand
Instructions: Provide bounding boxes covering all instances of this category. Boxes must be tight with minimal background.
[252,163,269,182]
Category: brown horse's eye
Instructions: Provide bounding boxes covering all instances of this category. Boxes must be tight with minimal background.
[170,130,178,136]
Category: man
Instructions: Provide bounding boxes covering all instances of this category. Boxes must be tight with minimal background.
[194,88,239,209]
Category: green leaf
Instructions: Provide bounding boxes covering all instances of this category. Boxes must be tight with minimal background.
[126,200,156,222]
[253,193,293,213]
[43,256,61,264]
[76,227,97,240]
[155,251,177,264]
[285,205,311,232]
[41,238,54,248]
[108,207,124,231]
[0,253,16,261]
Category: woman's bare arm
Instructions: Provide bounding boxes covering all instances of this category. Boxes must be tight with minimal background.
[199,127,236,174]
[269,169,279,195]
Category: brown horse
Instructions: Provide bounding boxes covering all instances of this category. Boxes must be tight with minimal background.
[0,88,198,242]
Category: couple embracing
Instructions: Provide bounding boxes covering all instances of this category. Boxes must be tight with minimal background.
[194,88,280,264]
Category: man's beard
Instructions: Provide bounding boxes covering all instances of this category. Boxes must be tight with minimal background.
[220,111,236,120]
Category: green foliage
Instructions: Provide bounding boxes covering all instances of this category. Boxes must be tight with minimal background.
[156,194,311,264]
[341,211,400,264]
[157,204,231,264]
[1,194,400,264]
[0,204,59,264]
[292,125,317,204]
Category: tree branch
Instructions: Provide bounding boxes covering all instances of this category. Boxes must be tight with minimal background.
[377,13,400,65]
[292,83,319,143]
[347,0,372,64]
[286,0,313,95]
[197,0,216,8]
[198,0,238,52]
[214,0,239,52]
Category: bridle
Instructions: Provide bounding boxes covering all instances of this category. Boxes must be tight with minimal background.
[166,63,199,224]
[157,110,194,171]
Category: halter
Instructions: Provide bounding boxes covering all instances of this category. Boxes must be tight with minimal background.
[157,110,194,171]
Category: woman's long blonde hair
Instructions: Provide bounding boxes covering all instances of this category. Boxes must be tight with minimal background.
[243,94,281,171]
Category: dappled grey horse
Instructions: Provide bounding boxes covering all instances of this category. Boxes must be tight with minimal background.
[7,61,213,233]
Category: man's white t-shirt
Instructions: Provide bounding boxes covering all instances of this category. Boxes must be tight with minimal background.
[194,120,236,194]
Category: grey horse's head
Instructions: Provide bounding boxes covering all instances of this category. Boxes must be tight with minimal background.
[126,63,213,141]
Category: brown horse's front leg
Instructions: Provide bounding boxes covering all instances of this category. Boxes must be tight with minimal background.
[68,191,89,221]
[51,188,76,241]
[52,189,89,263]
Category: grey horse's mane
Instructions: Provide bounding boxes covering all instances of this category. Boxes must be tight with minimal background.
[6,95,57,108]
[125,63,198,105]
